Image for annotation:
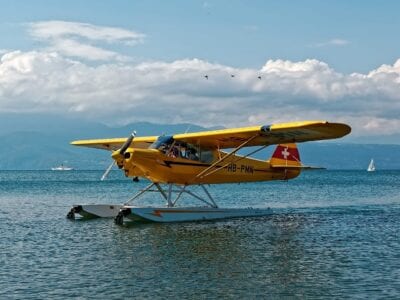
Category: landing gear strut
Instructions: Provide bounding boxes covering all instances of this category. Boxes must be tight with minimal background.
[113,182,218,225]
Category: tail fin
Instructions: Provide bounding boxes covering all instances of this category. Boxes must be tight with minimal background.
[270,143,301,168]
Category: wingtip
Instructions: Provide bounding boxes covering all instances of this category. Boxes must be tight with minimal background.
[70,140,84,146]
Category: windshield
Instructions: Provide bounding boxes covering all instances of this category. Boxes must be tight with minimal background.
[149,135,174,151]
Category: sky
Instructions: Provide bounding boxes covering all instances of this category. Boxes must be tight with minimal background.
[0,0,400,142]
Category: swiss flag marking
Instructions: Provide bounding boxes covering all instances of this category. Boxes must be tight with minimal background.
[272,145,300,161]
[281,147,290,159]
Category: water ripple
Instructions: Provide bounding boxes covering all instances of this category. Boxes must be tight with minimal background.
[0,170,399,298]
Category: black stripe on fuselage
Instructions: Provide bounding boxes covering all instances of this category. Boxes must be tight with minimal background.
[163,161,211,168]
[162,160,271,174]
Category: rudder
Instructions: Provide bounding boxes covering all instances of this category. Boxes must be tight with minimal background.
[270,143,301,168]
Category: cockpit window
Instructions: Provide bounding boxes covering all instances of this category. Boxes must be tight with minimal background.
[150,136,213,163]
[199,150,214,163]
[149,136,174,151]
[182,145,199,161]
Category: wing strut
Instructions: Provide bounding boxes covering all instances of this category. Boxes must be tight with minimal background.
[194,134,259,180]
[124,182,156,205]
[124,183,217,208]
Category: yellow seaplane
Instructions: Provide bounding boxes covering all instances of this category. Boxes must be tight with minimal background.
[68,120,350,224]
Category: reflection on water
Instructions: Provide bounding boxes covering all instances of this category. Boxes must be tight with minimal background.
[0,170,399,298]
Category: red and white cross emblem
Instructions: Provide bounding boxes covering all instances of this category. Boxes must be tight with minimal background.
[281,147,290,160]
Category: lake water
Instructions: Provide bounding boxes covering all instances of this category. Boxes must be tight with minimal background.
[1,170,399,299]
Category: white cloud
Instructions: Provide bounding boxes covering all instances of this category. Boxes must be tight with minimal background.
[26,21,144,61]
[1,49,400,138]
[28,21,145,44]
[47,38,130,62]
[329,39,349,46]
[0,49,11,55]
[310,38,350,48]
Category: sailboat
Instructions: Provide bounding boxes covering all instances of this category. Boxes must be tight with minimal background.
[367,159,375,172]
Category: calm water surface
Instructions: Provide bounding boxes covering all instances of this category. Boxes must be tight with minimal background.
[0,170,399,299]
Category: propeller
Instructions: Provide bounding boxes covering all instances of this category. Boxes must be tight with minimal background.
[102,131,136,181]
[100,161,115,181]
[118,131,136,155]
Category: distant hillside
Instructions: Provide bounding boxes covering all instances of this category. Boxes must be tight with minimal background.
[0,114,399,170]
[245,143,400,170]
[297,143,400,170]
[0,116,214,170]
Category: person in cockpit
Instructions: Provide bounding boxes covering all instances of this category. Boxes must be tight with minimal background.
[186,148,199,161]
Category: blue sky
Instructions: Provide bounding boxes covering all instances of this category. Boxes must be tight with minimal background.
[2,0,399,72]
[0,0,400,141]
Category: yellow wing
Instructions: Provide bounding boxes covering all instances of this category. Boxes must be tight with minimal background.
[70,120,350,151]
[70,136,158,151]
[173,120,351,149]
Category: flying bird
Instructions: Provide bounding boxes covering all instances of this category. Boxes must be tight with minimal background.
[231,74,235,78]
[258,76,262,80]
[204,75,208,80]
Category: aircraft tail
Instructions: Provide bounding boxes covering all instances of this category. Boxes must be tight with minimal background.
[270,143,324,169]
[270,143,302,168]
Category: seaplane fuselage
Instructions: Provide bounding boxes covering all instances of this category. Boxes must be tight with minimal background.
[118,147,300,185]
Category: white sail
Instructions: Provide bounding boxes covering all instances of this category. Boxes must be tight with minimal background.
[367,159,375,172]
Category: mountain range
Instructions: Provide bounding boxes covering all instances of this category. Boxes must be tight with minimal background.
[0,113,399,170]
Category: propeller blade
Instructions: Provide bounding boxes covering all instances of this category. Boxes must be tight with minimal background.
[101,161,115,181]
[119,131,136,155]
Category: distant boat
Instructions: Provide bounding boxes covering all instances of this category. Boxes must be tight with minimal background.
[367,159,375,172]
[51,164,73,171]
